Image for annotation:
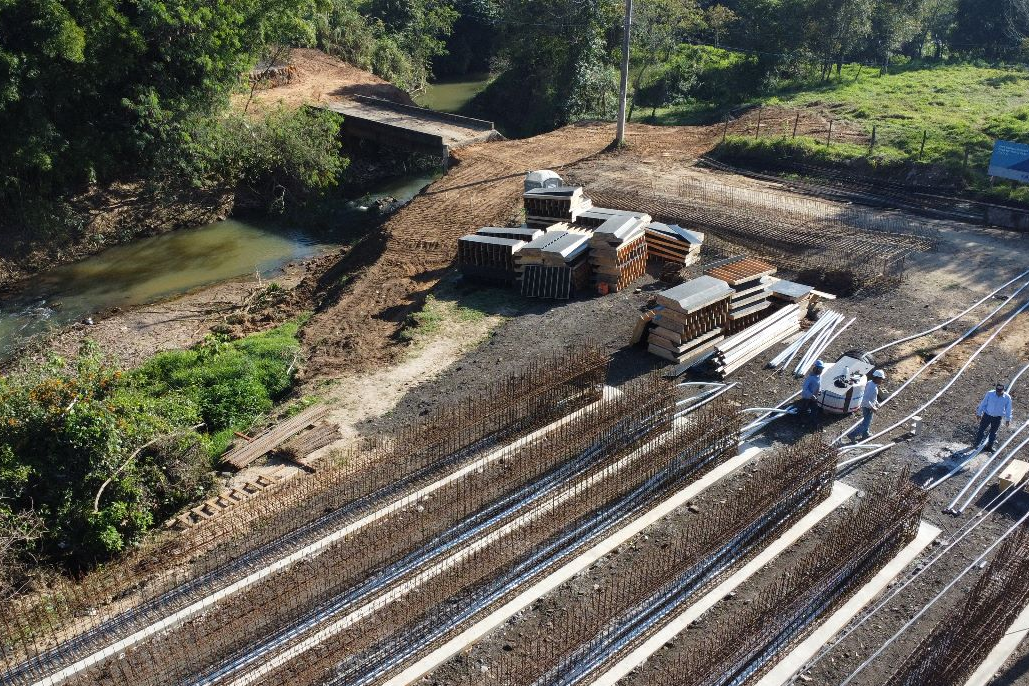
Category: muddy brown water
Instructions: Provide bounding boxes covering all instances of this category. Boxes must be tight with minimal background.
[0,172,437,357]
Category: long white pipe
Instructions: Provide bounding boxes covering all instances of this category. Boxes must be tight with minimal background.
[945,419,1029,510]
[956,430,1029,513]
[833,281,1029,444]
[837,507,1029,686]
[867,266,1029,355]
[785,471,1029,683]
[849,298,1029,449]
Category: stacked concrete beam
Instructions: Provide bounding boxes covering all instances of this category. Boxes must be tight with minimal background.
[589,214,651,293]
[645,276,733,364]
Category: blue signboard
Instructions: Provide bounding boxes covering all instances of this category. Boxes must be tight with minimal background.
[988,140,1029,183]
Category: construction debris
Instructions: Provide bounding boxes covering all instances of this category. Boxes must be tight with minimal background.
[221,404,329,470]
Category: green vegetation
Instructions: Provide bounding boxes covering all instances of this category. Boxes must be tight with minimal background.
[0,321,304,585]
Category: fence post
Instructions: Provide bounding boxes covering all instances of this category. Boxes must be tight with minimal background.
[918,130,927,160]
[827,120,833,146]
[793,112,800,138]
[963,144,971,168]
[722,115,729,143]
[755,104,763,138]
[869,125,877,155]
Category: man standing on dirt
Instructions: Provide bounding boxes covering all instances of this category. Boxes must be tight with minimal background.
[974,383,1013,452]
[799,360,825,423]
[847,369,886,442]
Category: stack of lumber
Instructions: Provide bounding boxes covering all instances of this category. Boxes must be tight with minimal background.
[457,234,525,285]
[518,228,592,299]
[477,226,544,242]
[575,207,649,229]
[706,257,777,333]
[589,214,650,293]
[767,278,815,312]
[645,223,704,265]
[221,404,329,470]
[645,276,733,364]
[706,304,802,377]
[523,186,592,229]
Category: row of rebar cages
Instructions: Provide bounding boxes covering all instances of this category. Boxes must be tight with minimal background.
[476,435,834,686]
[134,382,738,686]
[883,526,1029,686]
[0,345,609,684]
[638,471,926,686]
[581,179,925,291]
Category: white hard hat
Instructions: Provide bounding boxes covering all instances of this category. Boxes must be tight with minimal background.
[872,369,886,379]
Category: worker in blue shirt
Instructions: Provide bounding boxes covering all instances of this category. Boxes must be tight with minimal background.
[974,383,1013,452]
[847,369,886,442]
[799,360,825,423]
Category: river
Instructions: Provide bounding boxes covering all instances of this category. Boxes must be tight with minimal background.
[0,172,438,357]
[413,73,491,113]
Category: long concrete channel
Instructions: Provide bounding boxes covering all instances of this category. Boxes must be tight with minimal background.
[24,388,625,686]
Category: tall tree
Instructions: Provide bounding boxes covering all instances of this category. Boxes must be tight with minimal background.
[626,0,704,120]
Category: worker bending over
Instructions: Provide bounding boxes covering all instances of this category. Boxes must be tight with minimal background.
[847,369,886,442]
[974,382,1013,452]
[799,360,825,422]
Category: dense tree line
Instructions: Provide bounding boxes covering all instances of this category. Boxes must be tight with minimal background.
[456,0,1028,134]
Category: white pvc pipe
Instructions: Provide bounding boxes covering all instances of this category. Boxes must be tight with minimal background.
[946,419,1029,511]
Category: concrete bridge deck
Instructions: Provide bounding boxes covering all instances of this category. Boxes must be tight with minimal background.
[318,95,500,162]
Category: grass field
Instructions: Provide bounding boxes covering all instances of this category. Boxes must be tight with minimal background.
[649,55,1029,202]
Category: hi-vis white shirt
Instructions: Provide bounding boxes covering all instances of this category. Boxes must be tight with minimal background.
[860,380,881,410]
[978,390,1013,421]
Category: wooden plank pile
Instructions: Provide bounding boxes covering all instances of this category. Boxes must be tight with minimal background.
[523,186,592,229]
[645,275,733,364]
[767,278,815,311]
[517,228,592,299]
[706,257,777,334]
[457,234,525,285]
[221,404,329,470]
[645,222,703,266]
[705,303,802,377]
[589,214,650,293]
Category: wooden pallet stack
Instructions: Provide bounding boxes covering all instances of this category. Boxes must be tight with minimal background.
[457,234,526,285]
[705,257,777,335]
[589,214,650,293]
[706,304,802,377]
[517,228,592,299]
[645,222,704,265]
[523,186,592,229]
[644,276,733,364]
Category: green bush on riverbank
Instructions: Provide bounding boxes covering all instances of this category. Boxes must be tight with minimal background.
[0,321,304,585]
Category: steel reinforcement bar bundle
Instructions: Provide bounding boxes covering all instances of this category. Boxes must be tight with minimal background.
[634,471,926,686]
[881,527,1029,686]
[477,436,836,686]
[0,346,608,685]
[233,390,742,686]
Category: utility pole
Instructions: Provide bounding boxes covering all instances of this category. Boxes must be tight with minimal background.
[615,0,633,147]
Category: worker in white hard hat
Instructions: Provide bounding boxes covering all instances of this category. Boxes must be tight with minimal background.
[973,382,1013,452]
[847,369,886,442]
[799,359,825,423]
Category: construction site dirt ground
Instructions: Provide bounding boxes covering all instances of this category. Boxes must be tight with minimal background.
[16,56,1029,682]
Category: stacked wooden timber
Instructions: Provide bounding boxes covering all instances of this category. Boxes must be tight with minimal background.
[221,404,329,470]
[574,207,649,229]
[518,228,592,299]
[645,276,733,364]
[767,278,815,312]
[645,222,703,265]
[706,257,777,334]
[476,226,544,242]
[523,186,592,229]
[589,214,650,293]
[457,234,525,285]
[706,303,802,377]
